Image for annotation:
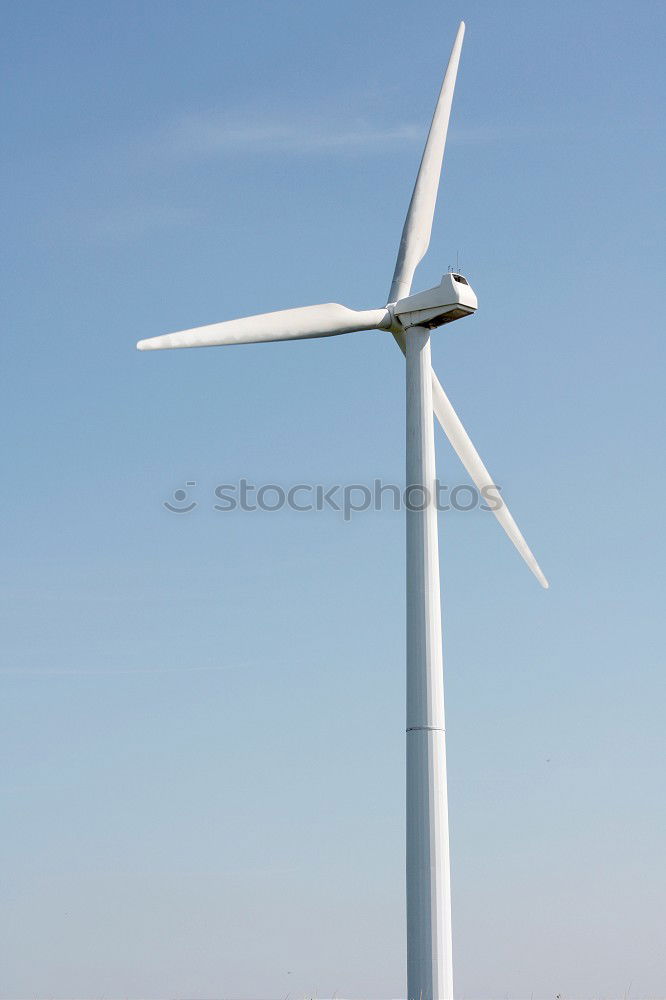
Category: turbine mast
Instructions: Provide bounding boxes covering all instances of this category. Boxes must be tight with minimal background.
[405,324,453,1000]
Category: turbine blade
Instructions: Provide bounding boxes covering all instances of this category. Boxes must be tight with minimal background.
[137,303,390,351]
[388,21,465,304]
[392,330,548,588]
[430,370,549,588]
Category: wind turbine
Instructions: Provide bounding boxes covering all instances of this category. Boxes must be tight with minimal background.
[138,20,548,1000]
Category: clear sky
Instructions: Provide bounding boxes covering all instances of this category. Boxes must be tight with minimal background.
[1,1,665,997]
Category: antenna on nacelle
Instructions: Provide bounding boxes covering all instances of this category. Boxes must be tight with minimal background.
[448,251,464,276]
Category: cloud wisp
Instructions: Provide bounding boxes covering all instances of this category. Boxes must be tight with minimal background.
[138,109,423,164]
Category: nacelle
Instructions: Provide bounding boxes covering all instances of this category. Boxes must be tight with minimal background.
[394,273,477,330]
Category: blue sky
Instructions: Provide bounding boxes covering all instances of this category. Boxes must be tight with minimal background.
[1,1,665,997]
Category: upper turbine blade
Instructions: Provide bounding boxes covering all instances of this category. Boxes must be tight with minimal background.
[137,303,390,351]
[388,21,465,304]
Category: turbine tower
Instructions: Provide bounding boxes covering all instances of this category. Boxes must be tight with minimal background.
[138,21,548,1000]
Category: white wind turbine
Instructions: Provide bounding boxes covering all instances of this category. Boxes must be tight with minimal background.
[138,21,548,1000]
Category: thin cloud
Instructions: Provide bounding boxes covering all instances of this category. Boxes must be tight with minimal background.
[138,109,423,163]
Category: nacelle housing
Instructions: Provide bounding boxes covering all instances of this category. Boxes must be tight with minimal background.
[394,273,477,330]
